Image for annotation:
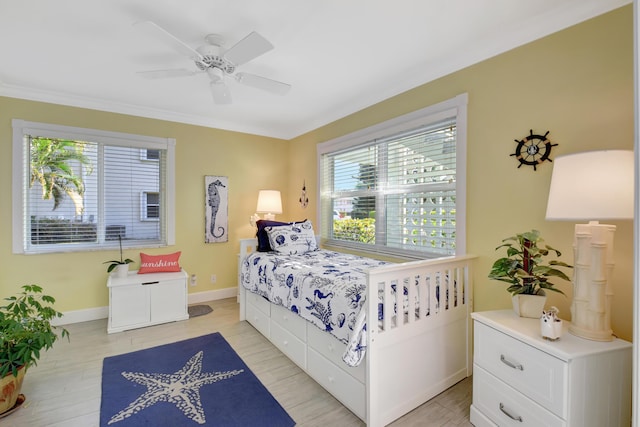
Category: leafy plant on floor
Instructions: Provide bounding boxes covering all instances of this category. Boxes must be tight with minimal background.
[0,284,70,378]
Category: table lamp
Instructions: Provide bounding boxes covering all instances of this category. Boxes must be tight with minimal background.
[250,190,282,225]
[545,150,634,341]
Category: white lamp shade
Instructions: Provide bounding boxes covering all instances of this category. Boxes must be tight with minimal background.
[545,150,634,221]
[256,190,282,214]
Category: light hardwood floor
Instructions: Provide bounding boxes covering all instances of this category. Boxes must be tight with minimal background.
[4,298,472,427]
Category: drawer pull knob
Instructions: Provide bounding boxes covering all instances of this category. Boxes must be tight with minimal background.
[499,403,523,422]
[142,281,159,285]
[500,354,524,371]
[283,340,288,346]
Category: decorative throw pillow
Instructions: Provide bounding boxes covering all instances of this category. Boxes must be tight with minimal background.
[138,251,182,274]
[256,219,306,252]
[266,220,318,255]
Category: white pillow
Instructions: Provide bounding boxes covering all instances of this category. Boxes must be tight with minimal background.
[266,220,318,255]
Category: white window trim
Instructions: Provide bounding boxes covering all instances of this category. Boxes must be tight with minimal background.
[12,119,176,254]
[316,93,467,257]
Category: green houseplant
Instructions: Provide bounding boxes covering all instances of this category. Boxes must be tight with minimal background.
[103,234,134,276]
[488,230,572,317]
[0,285,69,414]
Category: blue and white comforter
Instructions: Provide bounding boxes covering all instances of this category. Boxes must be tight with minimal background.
[240,249,389,367]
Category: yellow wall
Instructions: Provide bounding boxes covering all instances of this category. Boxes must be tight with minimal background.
[0,6,633,341]
[0,98,288,311]
[288,5,634,340]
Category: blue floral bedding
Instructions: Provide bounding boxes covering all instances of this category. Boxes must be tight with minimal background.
[240,249,390,367]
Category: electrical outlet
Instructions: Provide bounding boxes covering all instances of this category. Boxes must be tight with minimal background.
[190,274,197,287]
[210,274,217,284]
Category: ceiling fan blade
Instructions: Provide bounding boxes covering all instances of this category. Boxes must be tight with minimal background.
[133,21,203,61]
[235,72,291,95]
[137,69,199,79]
[210,81,232,104]
[223,32,273,66]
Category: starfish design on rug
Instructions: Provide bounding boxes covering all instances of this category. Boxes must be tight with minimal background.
[108,350,243,425]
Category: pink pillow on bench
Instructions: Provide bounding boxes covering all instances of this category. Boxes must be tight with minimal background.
[138,251,182,274]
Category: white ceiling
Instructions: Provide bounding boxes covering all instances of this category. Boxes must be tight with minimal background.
[0,0,630,140]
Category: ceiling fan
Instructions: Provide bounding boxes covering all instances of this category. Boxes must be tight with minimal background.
[133,21,291,105]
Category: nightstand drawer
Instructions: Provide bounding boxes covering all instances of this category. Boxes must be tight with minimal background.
[472,365,565,427]
[474,321,567,417]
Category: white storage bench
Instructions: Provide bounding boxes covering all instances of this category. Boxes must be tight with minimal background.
[107,269,189,333]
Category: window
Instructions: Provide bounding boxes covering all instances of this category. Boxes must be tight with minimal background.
[12,119,176,254]
[141,149,160,161]
[142,191,160,220]
[318,94,467,259]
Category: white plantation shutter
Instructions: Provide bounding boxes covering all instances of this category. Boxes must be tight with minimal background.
[13,120,175,254]
[318,95,467,259]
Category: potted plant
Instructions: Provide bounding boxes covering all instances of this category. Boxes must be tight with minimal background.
[488,229,572,318]
[103,234,134,278]
[0,285,69,415]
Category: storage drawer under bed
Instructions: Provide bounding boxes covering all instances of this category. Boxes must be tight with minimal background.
[307,324,365,383]
[270,320,307,369]
[245,291,271,316]
[245,298,270,338]
[307,345,366,420]
[271,303,307,342]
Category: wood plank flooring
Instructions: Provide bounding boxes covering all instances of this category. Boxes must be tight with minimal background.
[3,298,472,427]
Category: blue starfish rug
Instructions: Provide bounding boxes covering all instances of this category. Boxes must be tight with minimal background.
[100,333,295,426]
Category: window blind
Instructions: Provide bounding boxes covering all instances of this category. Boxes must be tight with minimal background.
[26,137,166,251]
[320,112,461,258]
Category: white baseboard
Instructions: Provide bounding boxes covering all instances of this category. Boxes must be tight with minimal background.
[187,287,238,304]
[52,306,109,326]
[53,286,238,326]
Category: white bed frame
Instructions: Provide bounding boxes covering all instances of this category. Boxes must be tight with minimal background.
[238,238,476,426]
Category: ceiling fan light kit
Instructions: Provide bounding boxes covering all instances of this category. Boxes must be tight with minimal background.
[133,21,291,105]
[210,81,232,104]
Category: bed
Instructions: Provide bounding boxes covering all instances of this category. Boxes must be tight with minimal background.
[238,226,475,427]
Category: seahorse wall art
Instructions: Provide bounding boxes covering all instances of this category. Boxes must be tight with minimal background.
[204,175,229,243]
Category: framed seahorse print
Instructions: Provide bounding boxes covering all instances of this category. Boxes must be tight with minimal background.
[204,175,228,243]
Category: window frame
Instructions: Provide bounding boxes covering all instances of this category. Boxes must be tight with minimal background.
[317,94,468,259]
[12,119,176,254]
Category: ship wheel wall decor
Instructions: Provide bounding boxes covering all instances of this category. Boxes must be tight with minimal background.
[511,129,558,170]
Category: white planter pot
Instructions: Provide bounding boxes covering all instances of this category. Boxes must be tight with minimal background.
[511,293,546,318]
[112,264,129,279]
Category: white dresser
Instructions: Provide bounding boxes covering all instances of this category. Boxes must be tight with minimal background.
[107,270,189,333]
[470,310,631,427]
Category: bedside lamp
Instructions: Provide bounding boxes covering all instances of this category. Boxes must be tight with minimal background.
[250,190,282,226]
[545,150,634,341]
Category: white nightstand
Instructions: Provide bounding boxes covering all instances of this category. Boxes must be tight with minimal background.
[107,269,188,333]
[470,310,631,427]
